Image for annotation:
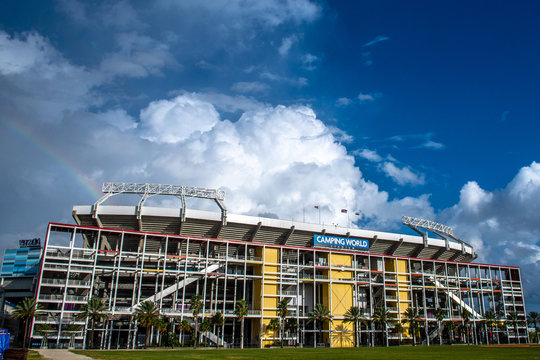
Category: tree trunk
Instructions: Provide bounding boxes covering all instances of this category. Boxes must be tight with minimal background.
[240,318,244,349]
[439,321,442,345]
[145,325,150,348]
[515,325,519,344]
[23,319,29,349]
[91,320,96,349]
[354,322,358,347]
[385,323,388,347]
[193,318,198,349]
[280,319,284,348]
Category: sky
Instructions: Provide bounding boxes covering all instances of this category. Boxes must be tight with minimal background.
[0,0,539,313]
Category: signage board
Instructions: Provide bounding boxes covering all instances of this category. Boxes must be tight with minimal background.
[313,234,369,250]
[19,238,41,248]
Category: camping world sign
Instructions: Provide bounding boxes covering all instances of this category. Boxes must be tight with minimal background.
[313,234,369,250]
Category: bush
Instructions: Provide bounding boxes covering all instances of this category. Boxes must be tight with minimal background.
[167,333,180,348]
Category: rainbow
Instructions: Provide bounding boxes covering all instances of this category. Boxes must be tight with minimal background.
[3,119,102,200]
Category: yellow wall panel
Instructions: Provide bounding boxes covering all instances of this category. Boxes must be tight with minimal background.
[385,258,396,272]
[331,283,352,316]
[263,309,277,317]
[331,319,354,347]
[264,283,278,296]
[264,248,279,263]
[396,259,408,273]
[331,270,353,280]
[330,253,352,267]
[263,297,277,308]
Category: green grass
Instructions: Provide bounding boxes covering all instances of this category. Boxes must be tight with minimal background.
[28,350,43,359]
[74,345,540,360]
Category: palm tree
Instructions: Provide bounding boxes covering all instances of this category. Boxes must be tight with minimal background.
[434,307,445,345]
[284,318,299,346]
[178,319,191,347]
[12,297,41,349]
[200,318,212,346]
[507,311,521,344]
[372,306,390,347]
[212,311,225,348]
[307,303,332,348]
[484,310,498,344]
[76,297,109,349]
[403,307,420,346]
[445,321,456,345]
[267,318,281,345]
[154,316,168,347]
[394,322,404,344]
[234,299,249,349]
[343,306,366,347]
[461,310,471,344]
[134,300,159,348]
[190,294,203,349]
[528,311,540,343]
[277,299,290,348]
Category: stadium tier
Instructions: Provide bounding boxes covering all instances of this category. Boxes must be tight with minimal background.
[31,183,528,349]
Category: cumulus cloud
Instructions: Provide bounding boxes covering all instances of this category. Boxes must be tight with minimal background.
[380,162,425,186]
[439,162,540,308]
[139,94,220,143]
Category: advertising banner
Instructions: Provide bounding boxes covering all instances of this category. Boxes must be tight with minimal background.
[313,234,369,250]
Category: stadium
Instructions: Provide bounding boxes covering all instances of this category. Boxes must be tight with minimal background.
[31,183,528,349]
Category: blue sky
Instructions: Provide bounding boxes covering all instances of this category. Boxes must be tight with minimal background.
[1,1,539,312]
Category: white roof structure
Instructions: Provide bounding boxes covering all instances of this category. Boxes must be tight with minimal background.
[71,182,477,262]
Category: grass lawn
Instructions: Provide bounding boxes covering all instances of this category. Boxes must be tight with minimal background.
[74,345,540,360]
[28,350,42,359]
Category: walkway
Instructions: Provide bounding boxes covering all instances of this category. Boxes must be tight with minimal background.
[38,349,94,360]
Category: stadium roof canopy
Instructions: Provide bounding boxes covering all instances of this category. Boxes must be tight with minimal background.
[71,182,476,262]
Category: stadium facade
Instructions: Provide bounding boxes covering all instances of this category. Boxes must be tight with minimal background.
[31,183,528,348]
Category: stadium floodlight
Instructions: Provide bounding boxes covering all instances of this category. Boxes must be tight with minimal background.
[401,216,455,238]
[401,216,475,258]
[93,182,227,224]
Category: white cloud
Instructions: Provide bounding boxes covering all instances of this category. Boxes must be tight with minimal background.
[355,149,383,163]
[278,35,298,56]
[358,93,375,102]
[301,53,319,70]
[420,140,445,150]
[0,31,102,123]
[157,0,320,28]
[387,132,446,151]
[336,97,351,107]
[139,94,220,144]
[231,81,269,93]
[438,162,540,307]
[364,35,389,47]
[100,32,178,79]
[380,162,425,186]
[97,108,137,131]
[260,71,308,87]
